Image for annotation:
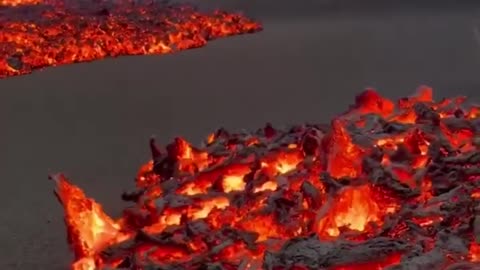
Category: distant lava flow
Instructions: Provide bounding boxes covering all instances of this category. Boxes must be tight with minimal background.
[0,0,261,78]
[52,87,480,270]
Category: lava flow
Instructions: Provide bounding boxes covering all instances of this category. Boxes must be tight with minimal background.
[52,87,480,270]
[0,0,261,78]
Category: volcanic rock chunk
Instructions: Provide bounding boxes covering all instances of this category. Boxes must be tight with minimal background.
[264,235,409,269]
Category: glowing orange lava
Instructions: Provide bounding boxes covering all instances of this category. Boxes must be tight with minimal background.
[0,0,261,78]
[52,88,480,269]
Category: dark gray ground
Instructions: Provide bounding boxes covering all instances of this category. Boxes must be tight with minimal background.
[1,1,480,269]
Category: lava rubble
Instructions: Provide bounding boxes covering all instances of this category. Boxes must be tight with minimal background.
[52,87,480,270]
[0,0,261,78]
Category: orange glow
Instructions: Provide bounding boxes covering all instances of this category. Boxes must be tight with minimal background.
[470,242,480,262]
[51,174,131,269]
[52,89,480,269]
[0,0,261,77]
[351,89,395,117]
[189,197,230,220]
[0,0,41,6]
[317,185,383,237]
[324,119,364,178]
[222,174,246,192]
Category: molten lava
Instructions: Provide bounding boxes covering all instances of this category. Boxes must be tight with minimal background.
[0,0,261,78]
[52,87,480,270]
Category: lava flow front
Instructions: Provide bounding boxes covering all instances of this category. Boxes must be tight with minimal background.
[52,87,480,270]
[0,0,261,78]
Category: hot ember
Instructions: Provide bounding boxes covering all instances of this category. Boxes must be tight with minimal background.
[52,87,480,270]
[0,0,261,78]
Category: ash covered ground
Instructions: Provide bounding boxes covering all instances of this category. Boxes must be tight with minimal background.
[1,0,480,269]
